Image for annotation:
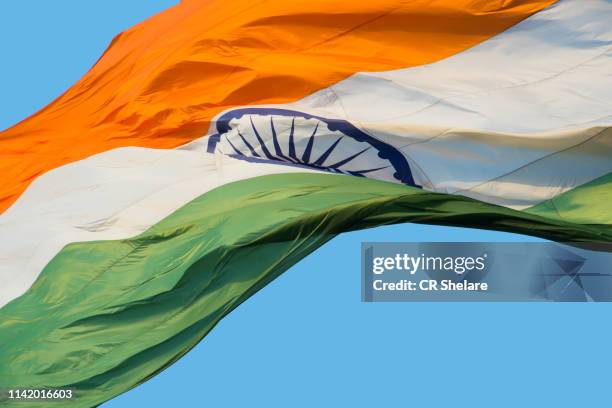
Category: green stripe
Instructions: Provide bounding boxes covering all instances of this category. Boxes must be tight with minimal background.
[0,173,609,407]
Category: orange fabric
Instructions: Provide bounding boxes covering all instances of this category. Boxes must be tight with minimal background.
[0,0,556,213]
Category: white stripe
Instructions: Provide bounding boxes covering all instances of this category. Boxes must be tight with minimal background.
[221,0,612,208]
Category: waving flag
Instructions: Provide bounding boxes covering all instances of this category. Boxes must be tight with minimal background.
[1,0,611,405]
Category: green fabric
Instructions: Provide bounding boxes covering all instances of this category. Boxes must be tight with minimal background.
[526,172,612,225]
[0,173,610,407]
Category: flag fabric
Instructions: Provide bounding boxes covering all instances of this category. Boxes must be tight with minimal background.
[1,0,611,406]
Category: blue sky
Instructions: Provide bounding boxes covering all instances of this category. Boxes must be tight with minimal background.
[2,2,610,407]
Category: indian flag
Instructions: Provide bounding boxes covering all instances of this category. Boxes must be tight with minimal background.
[1,0,610,405]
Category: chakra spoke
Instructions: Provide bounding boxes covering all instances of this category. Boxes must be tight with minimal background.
[313,136,343,167]
[270,116,296,164]
[288,117,298,162]
[328,146,370,169]
[225,134,245,156]
[250,116,274,160]
[301,123,319,164]
[237,131,260,158]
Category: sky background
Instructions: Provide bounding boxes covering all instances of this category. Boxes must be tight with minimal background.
[2,2,610,407]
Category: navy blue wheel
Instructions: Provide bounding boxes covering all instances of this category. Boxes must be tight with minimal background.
[207,108,418,187]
